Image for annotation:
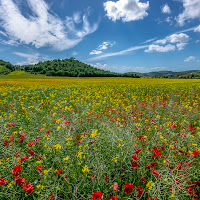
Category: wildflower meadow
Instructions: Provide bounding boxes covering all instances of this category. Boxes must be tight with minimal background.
[0,76,200,200]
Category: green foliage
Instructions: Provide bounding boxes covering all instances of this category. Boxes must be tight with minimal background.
[0,60,15,74]
[0,65,10,75]
[21,57,140,78]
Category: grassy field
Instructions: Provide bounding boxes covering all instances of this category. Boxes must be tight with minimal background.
[0,75,200,200]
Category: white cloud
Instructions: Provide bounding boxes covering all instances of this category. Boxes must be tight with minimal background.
[150,67,168,71]
[104,0,149,22]
[72,51,78,56]
[88,45,148,61]
[155,33,189,44]
[0,0,98,51]
[99,41,115,50]
[90,41,115,55]
[161,4,171,14]
[176,42,187,50]
[90,50,103,55]
[146,33,189,52]
[194,25,200,32]
[14,52,48,65]
[145,44,176,52]
[155,39,167,45]
[176,0,200,26]
[168,33,189,43]
[92,63,109,69]
[166,16,172,23]
[184,56,196,62]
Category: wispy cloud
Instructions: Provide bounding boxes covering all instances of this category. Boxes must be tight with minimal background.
[14,52,49,65]
[175,26,198,34]
[87,45,148,61]
[0,0,98,51]
[142,37,157,44]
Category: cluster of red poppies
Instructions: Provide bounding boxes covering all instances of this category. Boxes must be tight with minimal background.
[12,166,34,195]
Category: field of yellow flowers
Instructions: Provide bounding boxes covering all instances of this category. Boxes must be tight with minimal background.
[0,75,200,200]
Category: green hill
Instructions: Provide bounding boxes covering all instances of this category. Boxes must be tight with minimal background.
[21,57,139,78]
[0,60,15,75]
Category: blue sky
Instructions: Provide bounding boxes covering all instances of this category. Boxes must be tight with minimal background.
[0,0,200,73]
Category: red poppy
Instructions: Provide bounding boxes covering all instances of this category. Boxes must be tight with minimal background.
[45,130,50,135]
[124,182,134,194]
[193,151,199,156]
[135,148,141,154]
[23,182,34,195]
[113,182,119,191]
[110,196,118,200]
[105,176,108,182]
[3,140,8,146]
[36,165,42,171]
[14,152,20,157]
[151,170,161,178]
[29,149,36,157]
[49,194,55,200]
[0,177,7,185]
[18,155,29,163]
[16,177,25,185]
[91,175,95,180]
[136,186,144,197]
[131,155,139,161]
[9,136,14,141]
[19,138,24,143]
[12,166,22,174]
[26,141,35,147]
[151,162,156,168]
[131,161,139,169]
[186,186,194,195]
[91,191,103,200]
[56,169,62,175]
[139,176,145,183]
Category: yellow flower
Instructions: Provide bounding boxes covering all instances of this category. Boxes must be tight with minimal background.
[77,152,83,159]
[82,166,90,173]
[146,181,155,191]
[36,161,43,164]
[54,144,61,150]
[63,156,69,161]
[36,185,44,189]
[91,130,98,138]
[112,157,118,163]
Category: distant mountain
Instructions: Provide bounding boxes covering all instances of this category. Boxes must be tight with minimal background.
[127,70,200,78]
